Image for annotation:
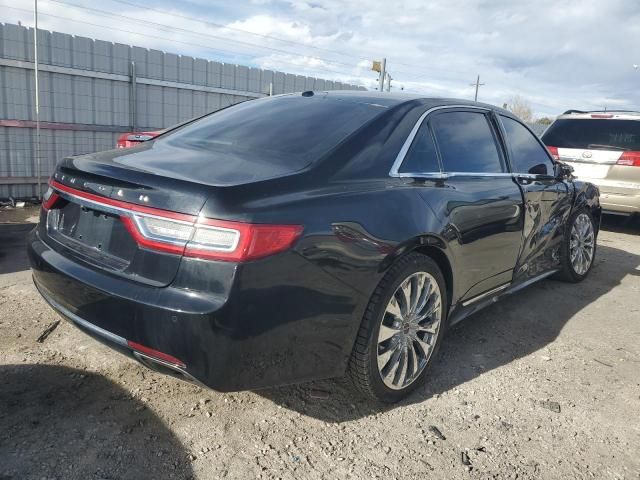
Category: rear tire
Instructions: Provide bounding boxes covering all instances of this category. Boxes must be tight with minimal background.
[348,253,448,403]
[556,209,596,282]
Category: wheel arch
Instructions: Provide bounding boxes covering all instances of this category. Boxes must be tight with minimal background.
[380,234,454,310]
[572,181,602,232]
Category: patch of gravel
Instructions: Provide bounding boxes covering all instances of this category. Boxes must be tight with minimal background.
[1,217,639,479]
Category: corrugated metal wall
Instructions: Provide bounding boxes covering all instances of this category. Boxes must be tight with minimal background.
[0,23,365,199]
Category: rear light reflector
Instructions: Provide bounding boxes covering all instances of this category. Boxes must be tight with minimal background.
[546,146,560,160]
[591,114,613,118]
[127,340,186,368]
[616,151,640,167]
[41,186,60,211]
[48,180,303,262]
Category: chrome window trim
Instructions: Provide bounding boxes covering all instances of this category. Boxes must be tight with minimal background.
[394,171,513,180]
[389,104,492,178]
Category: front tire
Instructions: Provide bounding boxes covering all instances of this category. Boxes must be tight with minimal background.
[556,209,597,282]
[348,253,447,403]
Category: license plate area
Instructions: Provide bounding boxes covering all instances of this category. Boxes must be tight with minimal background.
[46,201,137,270]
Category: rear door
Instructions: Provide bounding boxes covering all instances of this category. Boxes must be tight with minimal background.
[499,115,572,282]
[427,108,523,301]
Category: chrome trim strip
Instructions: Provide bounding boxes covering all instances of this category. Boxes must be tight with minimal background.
[394,171,514,180]
[54,188,195,225]
[461,282,511,307]
[53,185,242,252]
[506,269,558,295]
[389,104,491,177]
[55,189,127,217]
[34,279,128,347]
[514,173,556,180]
[132,352,205,387]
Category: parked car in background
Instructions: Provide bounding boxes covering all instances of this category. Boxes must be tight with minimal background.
[116,130,164,148]
[29,92,600,403]
[542,110,640,216]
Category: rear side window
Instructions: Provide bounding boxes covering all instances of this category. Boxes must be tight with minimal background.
[542,118,640,150]
[162,95,385,171]
[398,123,440,173]
[431,111,504,173]
[501,116,554,175]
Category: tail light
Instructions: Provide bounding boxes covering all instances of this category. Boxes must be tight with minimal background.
[48,180,303,262]
[616,151,640,167]
[185,220,302,261]
[546,146,560,161]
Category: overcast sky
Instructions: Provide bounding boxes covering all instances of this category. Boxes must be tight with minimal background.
[3,0,639,117]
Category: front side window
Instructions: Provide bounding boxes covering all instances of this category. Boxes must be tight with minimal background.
[430,111,504,173]
[501,116,554,175]
[398,122,440,173]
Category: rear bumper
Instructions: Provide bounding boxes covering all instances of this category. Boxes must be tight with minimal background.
[599,192,640,215]
[28,228,362,391]
[576,178,640,215]
[33,279,202,385]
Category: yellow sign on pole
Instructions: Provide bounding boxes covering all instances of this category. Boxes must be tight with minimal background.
[371,61,381,73]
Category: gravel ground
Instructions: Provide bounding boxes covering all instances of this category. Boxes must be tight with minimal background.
[1,206,639,480]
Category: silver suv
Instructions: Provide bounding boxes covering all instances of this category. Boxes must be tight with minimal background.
[542,110,640,216]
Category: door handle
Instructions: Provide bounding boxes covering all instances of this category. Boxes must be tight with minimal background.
[515,175,534,185]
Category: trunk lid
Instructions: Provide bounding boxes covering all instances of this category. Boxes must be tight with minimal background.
[557,147,622,179]
[43,146,213,287]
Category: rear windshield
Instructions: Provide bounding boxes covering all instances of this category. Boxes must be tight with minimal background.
[160,94,385,170]
[542,118,640,151]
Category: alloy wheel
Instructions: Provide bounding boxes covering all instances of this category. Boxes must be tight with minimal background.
[376,272,442,390]
[570,213,595,275]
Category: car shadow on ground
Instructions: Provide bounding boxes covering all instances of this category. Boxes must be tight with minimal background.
[600,213,640,235]
[0,223,33,275]
[0,364,194,480]
[256,243,640,422]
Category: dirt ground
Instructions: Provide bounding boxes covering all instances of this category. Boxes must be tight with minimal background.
[1,206,639,480]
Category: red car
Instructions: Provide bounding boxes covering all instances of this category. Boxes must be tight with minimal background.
[116,130,164,148]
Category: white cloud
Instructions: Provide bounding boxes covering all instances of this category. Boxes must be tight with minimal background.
[2,0,638,117]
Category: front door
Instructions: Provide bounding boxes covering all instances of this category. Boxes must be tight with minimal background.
[498,115,572,282]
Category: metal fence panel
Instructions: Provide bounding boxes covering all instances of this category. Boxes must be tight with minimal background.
[0,22,366,198]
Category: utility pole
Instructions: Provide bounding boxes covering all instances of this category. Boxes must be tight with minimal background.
[33,0,42,199]
[371,58,389,91]
[470,74,485,102]
[379,58,386,92]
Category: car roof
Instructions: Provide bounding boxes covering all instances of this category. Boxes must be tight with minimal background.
[283,90,512,115]
[557,110,640,121]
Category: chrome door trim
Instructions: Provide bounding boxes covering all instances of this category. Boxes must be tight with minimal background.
[389,104,491,177]
[461,282,511,307]
[506,269,559,295]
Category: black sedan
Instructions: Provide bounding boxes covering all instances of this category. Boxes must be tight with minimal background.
[29,92,600,402]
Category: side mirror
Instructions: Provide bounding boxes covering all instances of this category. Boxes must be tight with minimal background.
[554,162,574,180]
